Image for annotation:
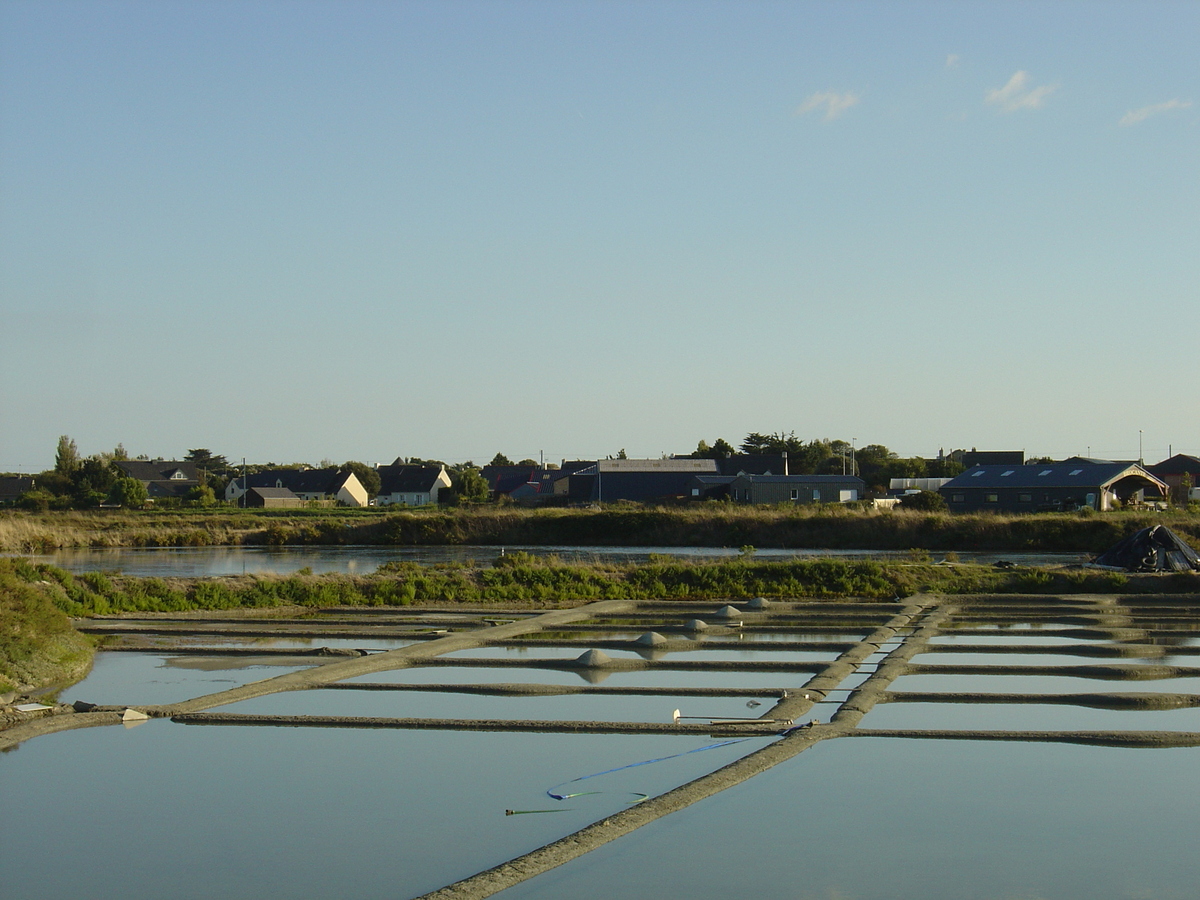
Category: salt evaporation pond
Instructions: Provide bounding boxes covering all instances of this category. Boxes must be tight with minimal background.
[216,686,831,725]
[11,587,1200,900]
[56,652,318,707]
[0,720,769,900]
[495,738,1200,900]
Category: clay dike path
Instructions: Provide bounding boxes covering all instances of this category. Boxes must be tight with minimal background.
[6,591,1200,898]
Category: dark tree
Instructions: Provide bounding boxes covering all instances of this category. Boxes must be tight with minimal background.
[340,461,382,497]
[898,490,948,512]
[55,435,79,475]
[108,477,148,508]
[72,457,117,506]
[186,449,232,478]
[445,466,490,505]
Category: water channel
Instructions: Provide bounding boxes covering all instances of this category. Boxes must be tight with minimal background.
[13,544,1085,577]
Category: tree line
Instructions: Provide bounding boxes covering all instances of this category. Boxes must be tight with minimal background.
[7,430,969,510]
[687,431,963,490]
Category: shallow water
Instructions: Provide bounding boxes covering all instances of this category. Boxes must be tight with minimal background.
[913,650,1155,667]
[344,665,821,693]
[0,721,769,900]
[14,592,1200,900]
[60,652,317,707]
[494,738,1200,900]
[929,633,1100,646]
[890,672,1200,695]
[217,686,831,725]
[440,645,838,664]
[860,700,1200,732]
[21,544,1086,577]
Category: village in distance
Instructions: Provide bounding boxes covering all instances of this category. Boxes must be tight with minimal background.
[3,432,1197,516]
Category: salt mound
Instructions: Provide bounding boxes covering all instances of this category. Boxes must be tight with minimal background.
[574,649,614,668]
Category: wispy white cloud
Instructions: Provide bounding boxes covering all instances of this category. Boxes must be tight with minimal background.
[794,91,861,120]
[1119,99,1192,127]
[945,54,960,69]
[985,71,1057,112]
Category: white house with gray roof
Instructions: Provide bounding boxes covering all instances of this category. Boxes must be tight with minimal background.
[375,463,452,506]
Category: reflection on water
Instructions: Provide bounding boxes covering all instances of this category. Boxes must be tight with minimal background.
[0,722,767,900]
[861,701,1200,732]
[217,687,819,725]
[891,672,1200,695]
[62,652,318,707]
[495,738,1200,900]
[21,544,1086,577]
[12,589,1200,900]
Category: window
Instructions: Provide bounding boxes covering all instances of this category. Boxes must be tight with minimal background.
[1069,469,1083,476]
[1039,469,1052,476]
[952,494,965,502]
[812,489,821,501]
[1019,493,1032,502]
[790,489,799,500]
[1001,470,1014,477]
[985,493,999,503]
[971,470,986,477]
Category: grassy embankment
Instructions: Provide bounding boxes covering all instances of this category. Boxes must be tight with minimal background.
[0,560,94,693]
[3,505,1198,553]
[5,546,1199,693]
[6,551,1195,616]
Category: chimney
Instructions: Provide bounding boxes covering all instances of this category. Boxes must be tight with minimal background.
[782,451,788,476]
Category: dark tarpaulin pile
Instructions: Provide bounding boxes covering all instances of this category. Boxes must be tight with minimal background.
[1092,525,1200,572]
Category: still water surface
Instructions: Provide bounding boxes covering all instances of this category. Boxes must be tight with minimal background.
[10,597,1197,899]
[496,737,1200,900]
[20,544,1085,576]
[1,720,768,900]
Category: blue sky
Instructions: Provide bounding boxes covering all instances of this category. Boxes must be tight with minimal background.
[2,1,1196,471]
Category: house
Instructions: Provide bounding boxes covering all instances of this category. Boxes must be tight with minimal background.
[1146,455,1200,504]
[716,454,793,476]
[689,454,852,502]
[0,476,35,504]
[583,458,721,503]
[244,487,305,508]
[729,474,865,504]
[938,462,1168,512]
[480,465,580,503]
[113,460,200,499]
[689,475,737,500]
[375,462,452,507]
[225,468,368,507]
